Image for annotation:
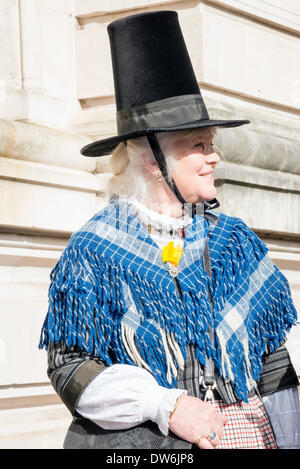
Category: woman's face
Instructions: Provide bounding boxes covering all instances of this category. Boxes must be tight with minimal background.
[170,130,220,204]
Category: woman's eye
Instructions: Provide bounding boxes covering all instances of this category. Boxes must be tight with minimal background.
[194,142,214,150]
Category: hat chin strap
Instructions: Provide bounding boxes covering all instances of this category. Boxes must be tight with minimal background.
[146,134,186,206]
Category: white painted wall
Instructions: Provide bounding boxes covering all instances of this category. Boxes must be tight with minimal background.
[0,0,299,449]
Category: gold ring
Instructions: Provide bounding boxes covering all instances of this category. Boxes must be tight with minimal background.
[195,435,206,446]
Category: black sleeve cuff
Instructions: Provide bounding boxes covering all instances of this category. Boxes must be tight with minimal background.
[257,345,299,397]
[61,360,106,415]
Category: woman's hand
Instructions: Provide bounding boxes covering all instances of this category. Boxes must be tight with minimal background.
[168,394,228,449]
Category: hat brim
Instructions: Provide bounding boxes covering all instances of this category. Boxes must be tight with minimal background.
[81,119,250,157]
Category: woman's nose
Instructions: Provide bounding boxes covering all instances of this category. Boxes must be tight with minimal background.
[206,150,221,165]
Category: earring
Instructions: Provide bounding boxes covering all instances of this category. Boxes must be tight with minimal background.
[156,171,162,183]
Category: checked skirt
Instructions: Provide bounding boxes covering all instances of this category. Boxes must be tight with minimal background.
[213,395,277,449]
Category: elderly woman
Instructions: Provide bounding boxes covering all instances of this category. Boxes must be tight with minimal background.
[39,11,300,449]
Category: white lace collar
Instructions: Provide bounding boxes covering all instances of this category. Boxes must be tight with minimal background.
[128,197,193,233]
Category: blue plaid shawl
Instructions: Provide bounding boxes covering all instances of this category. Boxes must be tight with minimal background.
[39,197,297,401]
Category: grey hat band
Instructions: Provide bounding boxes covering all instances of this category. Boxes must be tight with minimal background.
[116,94,209,134]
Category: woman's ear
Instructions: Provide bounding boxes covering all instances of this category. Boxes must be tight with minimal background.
[140,153,159,177]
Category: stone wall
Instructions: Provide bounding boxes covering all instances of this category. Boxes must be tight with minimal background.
[0,0,299,448]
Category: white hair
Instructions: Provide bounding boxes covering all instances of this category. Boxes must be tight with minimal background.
[106,127,217,204]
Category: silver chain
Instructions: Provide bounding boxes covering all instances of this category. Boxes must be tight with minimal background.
[202,238,216,403]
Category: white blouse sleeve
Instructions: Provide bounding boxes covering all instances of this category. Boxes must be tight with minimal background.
[75,364,186,436]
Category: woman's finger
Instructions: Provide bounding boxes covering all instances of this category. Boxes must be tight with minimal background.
[196,435,215,450]
[207,431,221,448]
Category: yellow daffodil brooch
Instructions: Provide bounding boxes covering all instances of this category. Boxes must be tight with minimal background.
[162,241,183,277]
